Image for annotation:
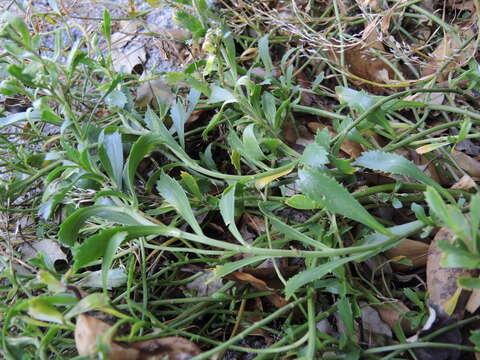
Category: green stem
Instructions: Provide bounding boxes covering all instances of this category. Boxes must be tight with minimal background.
[190,297,306,360]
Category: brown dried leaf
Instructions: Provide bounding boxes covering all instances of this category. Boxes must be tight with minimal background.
[384,239,429,271]
[75,315,137,359]
[448,0,475,10]
[356,0,383,10]
[422,25,476,81]
[427,228,472,318]
[243,213,266,235]
[135,79,174,109]
[360,303,392,345]
[466,287,480,313]
[228,271,288,308]
[451,151,480,178]
[75,314,201,359]
[131,337,201,360]
[328,23,394,88]
[406,92,444,105]
[111,21,146,75]
[373,300,413,335]
[296,71,317,106]
[451,174,476,190]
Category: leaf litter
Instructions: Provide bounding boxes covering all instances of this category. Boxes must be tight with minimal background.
[0,0,480,358]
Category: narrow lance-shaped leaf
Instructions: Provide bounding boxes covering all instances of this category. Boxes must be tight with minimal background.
[99,131,123,189]
[219,184,247,246]
[285,253,367,298]
[157,173,203,235]
[28,298,64,324]
[101,232,128,290]
[171,101,187,149]
[242,124,265,161]
[58,205,154,247]
[126,132,162,200]
[258,35,273,76]
[298,168,390,235]
[214,256,270,278]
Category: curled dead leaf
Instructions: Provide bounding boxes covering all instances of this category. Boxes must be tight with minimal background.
[426,228,472,318]
[384,239,429,271]
[451,174,476,190]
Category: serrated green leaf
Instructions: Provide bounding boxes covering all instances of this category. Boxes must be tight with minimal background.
[437,240,480,269]
[102,9,111,46]
[171,101,187,149]
[314,128,331,149]
[126,133,159,195]
[64,293,126,319]
[300,143,328,168]
[425,187,469,239]
[355,151,452,201]
[0,110,41,129]
[37,271,65,293]
[181,171,203,199]
[298,168,390,235]
[174,10,205,39]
